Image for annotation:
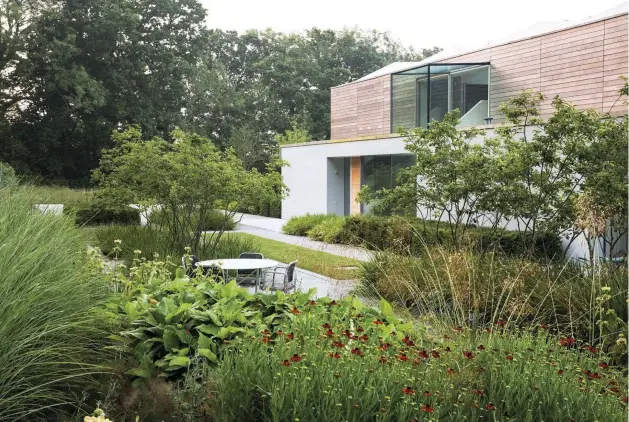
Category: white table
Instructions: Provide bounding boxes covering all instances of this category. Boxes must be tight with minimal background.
[196,258,278,292]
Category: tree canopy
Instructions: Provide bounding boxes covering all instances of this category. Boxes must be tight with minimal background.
[0,0,440,183]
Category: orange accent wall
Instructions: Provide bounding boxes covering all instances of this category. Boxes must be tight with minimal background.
[350,157,361,215]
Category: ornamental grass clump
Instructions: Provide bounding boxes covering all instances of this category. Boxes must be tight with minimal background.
[0,187,109,420]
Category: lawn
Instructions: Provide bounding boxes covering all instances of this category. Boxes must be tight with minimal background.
[231,233,361,280]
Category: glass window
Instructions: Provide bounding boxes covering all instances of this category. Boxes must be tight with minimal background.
[360,154,415,214]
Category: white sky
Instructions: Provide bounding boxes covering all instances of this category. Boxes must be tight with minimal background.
[201,0,626,53]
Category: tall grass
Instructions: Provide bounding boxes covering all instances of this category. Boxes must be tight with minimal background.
[0,187,108,420]
[28,185,95,206]
[282,213,332,236]
[359,247,627,343]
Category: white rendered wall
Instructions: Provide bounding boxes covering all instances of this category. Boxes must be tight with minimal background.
[281,137,408,219]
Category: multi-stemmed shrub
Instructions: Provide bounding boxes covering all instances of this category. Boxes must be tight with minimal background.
[0,187,109,420]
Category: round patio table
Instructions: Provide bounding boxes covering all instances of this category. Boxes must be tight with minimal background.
[196,258,278,292]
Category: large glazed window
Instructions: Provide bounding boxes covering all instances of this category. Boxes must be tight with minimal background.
[360,154,415,214]
[391,63,489,131]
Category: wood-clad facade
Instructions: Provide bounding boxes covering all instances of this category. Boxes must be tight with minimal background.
[329,12,628,140]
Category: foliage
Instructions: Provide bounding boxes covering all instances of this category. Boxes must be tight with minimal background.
[275,119,311,145]
[359,248,628,347]
[306,215,346,243]
[91,226,258,264]
[0,187,109,420]
[93,126,285,255]
[210,307,627,422]
[0,161,17,187]
[282,213,333,236]
[68,204,141,226]
[361,92,628,258]
[27,185,95,206]
[151,209,237,232]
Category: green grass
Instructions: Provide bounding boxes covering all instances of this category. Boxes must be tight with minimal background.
[232,233,361,279]
[0,187,108,420]
[29,185,95,206]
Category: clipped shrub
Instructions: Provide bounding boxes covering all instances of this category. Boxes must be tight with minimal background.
[282,213,332,236]
[68,204,141,226]
[306,216,345,243]
[0,187,108,420]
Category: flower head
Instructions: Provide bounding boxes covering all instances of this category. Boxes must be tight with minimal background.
[420,404,434,413]
[281,360,291,367]
[485,403,496,410]
[328,352,341,359]
[332,340,345,348]
[290,354,302,363]
[351,348,363,357]
[463,350,474,360]
[290,307,300,315]
[559,337,576,348]
[402,336,416,347]
[402,386,416,395]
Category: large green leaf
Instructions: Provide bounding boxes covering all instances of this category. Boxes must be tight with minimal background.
[197,332,214,350]
[168,356,190,369]
[197,348,218,363]
[163,330,179,352]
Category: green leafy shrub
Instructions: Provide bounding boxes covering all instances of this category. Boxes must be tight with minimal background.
[0,162,17,187]
[210,307,627,422]
[0,187,108,420]
[68,204,141,226]
[282,214,333,236]
[151,209,236,231]
[306,216,345,243]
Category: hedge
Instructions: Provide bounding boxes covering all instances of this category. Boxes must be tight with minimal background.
[65,205,141,226]
[284,214,562,260]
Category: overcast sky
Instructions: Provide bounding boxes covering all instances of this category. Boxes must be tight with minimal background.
[201,0,626,53]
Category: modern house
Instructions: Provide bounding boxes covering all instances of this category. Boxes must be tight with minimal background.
[281,6,628,225]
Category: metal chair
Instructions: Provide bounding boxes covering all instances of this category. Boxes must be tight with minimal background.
[267,261,298,292]
[237,252,264,284]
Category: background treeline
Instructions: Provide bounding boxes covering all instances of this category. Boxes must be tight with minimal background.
[0,0,439,184]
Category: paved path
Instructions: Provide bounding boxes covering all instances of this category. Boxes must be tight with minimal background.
[233,213,372,262]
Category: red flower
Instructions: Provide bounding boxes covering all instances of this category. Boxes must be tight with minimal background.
[325,329,334,337]
[356,327,365,333]
[322,323,331,329]
[328,352,341,359]
[329,300,338,306]
[472,389,483,396]
[261,337,271,344]
[281,360,291,367]
[398,353,409,362]
[623,396,628,404]
[378,356,388,364]
[584,345,598,353]
[557,370,564,375]
[463,350,474,360]
[598,362,609,369]
[286,332,294,340]
[496,320,506,327]
[584,369,601,379]
[359,334,369,342]
[447,367,457,375]
[418,350,429,359]
[452,326,463,333]
[332,340,345,348]
[402,387,416,395]
[539,323,549,329]
[577,377,584,383]
[431,350,441,359]
[610,386,620,393]
[261,329,271,335]
[372,319,384,325]
[378,343,392,351]
[506,354,514,361]
[290,307,300,315]
[477,345,485,351]
[351,348,363,357]
[290,354,302,363]
[485,403,496,410]
[559,337,576,348]
[420,404,434,413]
[423,391,432,397]
[402,336,416,347]
[308,300,317,306]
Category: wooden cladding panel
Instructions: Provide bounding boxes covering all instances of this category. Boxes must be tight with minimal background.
[349,157,361,215]
[330,13,627,138]
[331,75,390,140]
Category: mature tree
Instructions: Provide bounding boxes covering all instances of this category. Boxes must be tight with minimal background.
[93,126,286,254]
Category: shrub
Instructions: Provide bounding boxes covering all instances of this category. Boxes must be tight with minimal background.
[150,209,236,231]
[306,216,345,243]
[0,187,108,420]
[0,162,17,188]
[69,204,141,226]
[282,213,332,236]
[210,307,627,422]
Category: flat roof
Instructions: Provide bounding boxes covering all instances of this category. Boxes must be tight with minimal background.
[338,4,628,87]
